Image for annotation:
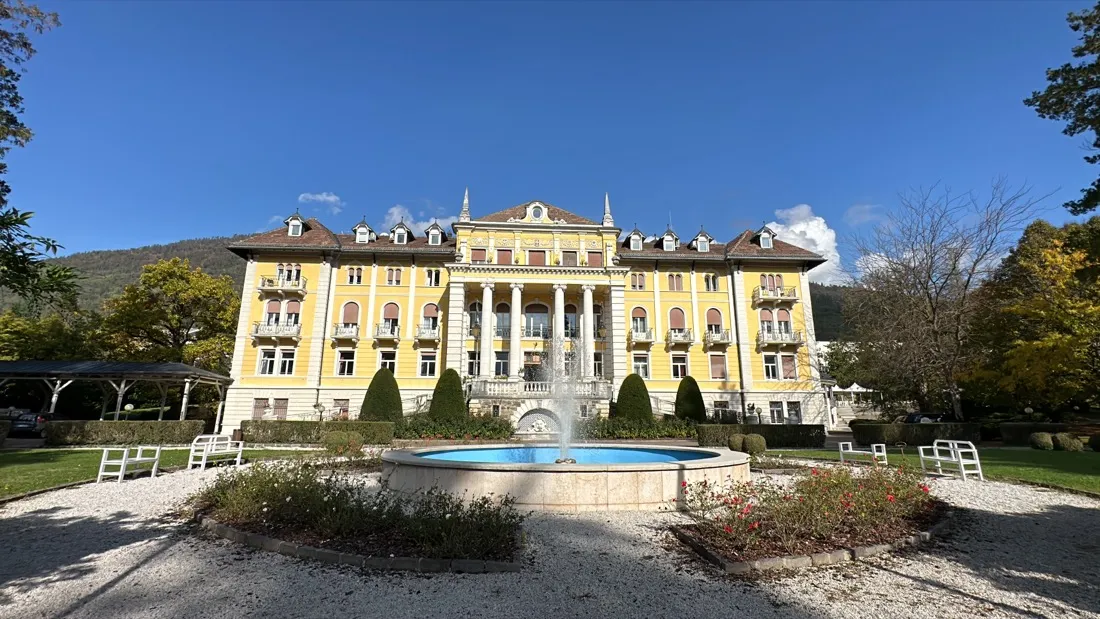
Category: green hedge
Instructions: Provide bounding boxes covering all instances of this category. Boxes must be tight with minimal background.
[0,420,9,446]
[45,420,205,446]
[576,417,695,440]
[241,420,395,445]
[850,423,980,447]
[614,374,653,422]
[394,415,513,440]
[1000,423,1070,446]
[696,424,826,448]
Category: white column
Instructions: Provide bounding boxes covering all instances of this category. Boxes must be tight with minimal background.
[582,285,595,378]
[404,260,417,339]
[652,266,662,337]
[479,282,494,377]
[689,266,701,344]
[444,280,466,372]
[306,258,334,388]
[510,283,523,378]
[553,283,566,374]
[608,283,627,391]
[730,267,754,396]
[365,261,379,336]
[229,259,258,380]
[799,267,821,383]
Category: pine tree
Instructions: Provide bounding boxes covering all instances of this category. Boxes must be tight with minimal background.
[359,368,403,422]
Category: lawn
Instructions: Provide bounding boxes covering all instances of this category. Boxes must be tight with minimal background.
[0,448,304,500]
[772,447,1100,494]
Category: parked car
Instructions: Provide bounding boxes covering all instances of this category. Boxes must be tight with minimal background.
[7,411,49,437]
[893,413,947,424]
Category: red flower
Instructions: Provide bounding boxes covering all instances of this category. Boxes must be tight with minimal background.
[887,494,896,503]
[681,481,687,488]
[920,484,930,494]
[811,468,819,476]
[748,521,760,531]
[723,524,733,534]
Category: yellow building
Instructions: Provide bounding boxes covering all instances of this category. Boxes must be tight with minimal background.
[221,193,828,433]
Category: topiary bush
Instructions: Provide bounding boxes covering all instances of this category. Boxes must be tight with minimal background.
[614,374,653,423]
[1089,434,1100,452]
[360,368,403,422]
[575,417,694,440]
[1052,432,1084,452]
[696,424,826,448]
[427,368,467,422]
[321,431,364,456]
[727,433,746,452]
[1001,423,1070,446]
[743,433,767,456]
[1029,432,1054,450]
[673,376,707,423]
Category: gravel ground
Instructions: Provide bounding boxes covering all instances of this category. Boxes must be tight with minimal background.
[1,467,1098,619]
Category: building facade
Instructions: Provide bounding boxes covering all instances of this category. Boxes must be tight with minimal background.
[220,194,829,434]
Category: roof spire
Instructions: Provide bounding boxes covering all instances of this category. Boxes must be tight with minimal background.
[602,192,614,226]
[459,187,471,222]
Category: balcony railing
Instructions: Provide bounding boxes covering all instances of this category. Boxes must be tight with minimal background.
[753,286,798,303]
[375,323,400,339]
[522,325,552,338]
[630,328,655,343]
[757,329,804,345]
[331,324,359,340]
[252,322,302,338]
[257,276,308,294]
[666,328,694,344]
[704,329,733,345]
[468,379,612,400]
[416,325,440,340]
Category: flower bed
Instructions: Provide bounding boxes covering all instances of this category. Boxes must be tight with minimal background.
[673,464,945,566]
[187,461,525,561]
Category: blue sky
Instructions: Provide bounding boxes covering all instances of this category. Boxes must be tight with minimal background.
[8,0,1096,281]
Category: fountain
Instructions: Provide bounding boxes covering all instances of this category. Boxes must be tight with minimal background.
[381,325,750,510]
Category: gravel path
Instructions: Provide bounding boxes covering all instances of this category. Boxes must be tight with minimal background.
[1,468,1097,619]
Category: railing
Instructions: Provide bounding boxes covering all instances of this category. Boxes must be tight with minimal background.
[469,379,612,399]
[753,286,798,302]
[666,328,694,344]
[375,323,400,339]
[630,328,654,343]
[331,324,359,339]
[494,325,511,337]
[704,329,733,345]
[252,322,302,338]
[416,325,440,339]
[258,276,308,293]
[522,325,552,338]
[757,329,804,345]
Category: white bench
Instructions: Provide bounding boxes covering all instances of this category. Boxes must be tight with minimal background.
[919,440,984,481]
[839,442,888,465]
[97,446,161,483]
[189,434,244,471]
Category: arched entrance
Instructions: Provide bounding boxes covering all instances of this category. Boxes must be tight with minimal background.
[515,408,560,434]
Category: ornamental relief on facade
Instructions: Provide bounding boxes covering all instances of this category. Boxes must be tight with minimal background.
[522,238,554,248]
[469,237,489,247]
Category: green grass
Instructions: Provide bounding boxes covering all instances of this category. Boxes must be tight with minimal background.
[0,449,305,500]
[772,447,1100,495]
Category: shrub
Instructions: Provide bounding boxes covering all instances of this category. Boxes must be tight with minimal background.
[1029,432,1054,451]
[44,420,204,446]
[848,418,877,428]
[614,374,653,423]
[0,420,8,446]
[1089,435,1100,452]
[189,461,525,560]
[1052,432,1084,452]
[428,368,466,422]
[1000,423,1070,446]
[576,417,694,440]
[743,434,767,456]
[395,415,513,440]
[850,423,980,447]
[240,420,395,445]
[321,431,364,456]
[673,376,707,423]
[360,368,403,422]
[696,424,826,448]
[727,433,746,452]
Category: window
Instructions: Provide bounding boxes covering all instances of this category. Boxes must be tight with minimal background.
[259,350,276,375]
[525,304,549,337]
[698,238,709,252]
[471,248,488,263]
[494,351,509,376]
[776,308,792,335]
[631,273,645,290]
[764,354,779,380]
[467,351,480,376]
[532,205,543,219]
[563,304,578,338]
[337,350,355,376]
[669,307,687,333]
[633,354,650,378]
[287,264,301,282]
[769,401,784,424]
[663,236,675,251]
[593,304,604,335]
[706,308,722,334]
[528,250,546,266]
[386,268,402,286]
[265,300,281,325]
[429,231,441,245]
[593,352,603,378]
[341,302,359,327]
[497,249,512,264]
[786,402,802,424]
[382,303,400,334]
[356,229,369,243]
[394,230,407,244]
[468,301,482,331]
[760,233,773,249]
[631,307,648,333]
[494,302,510,336]
[285,300,301,325]
[782,354,797,380]
[587,251,603,267]
[630,235,642,251]
[273,398,289,420]
[333,399,350,419]
[348,267,362,285]
[425,268,441,287]
[759,309,774,334]
[422,303,440,331]
[419,352,437,377]
[491,404,501,418]
[704,274,719,291]
[579,404,591,419]
[709,355,727,380]
[252,398,268,420]
[378,350,396,373]
[667,274,683,291]
[289,222,302,237]
[562,251,578,267]
[671,354,688,379]
[278,350,295,375]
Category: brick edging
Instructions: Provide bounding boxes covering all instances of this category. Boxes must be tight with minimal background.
[671,509,956,575]
[198,516,522,574]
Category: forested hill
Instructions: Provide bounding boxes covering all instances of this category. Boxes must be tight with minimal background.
[4,235,846,338]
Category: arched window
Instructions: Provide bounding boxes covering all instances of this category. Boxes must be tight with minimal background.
[265,300,281,325]
[525,303,549,337]
[592,304,604,335]
[468,301,482,333]
[382,303,400,334]
[706,308,723,334]
[348,267,362,285]
[775,274,783,289]
[285,300,301,326]
[495,302,510,336]
[276,263,285,281]
[631,307,648,333]
[776,308,792,335]
[669,307,686,333]
[767,274,776,291]
[759,274,767,289]
[760,308,774,334]
[667,273,683,291]
[288,264,301,283]
[422,303,439,330]
[386,267,402,286]
[564,304,578,337]
[341,302,359,326]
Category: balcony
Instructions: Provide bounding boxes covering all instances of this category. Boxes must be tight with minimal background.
[522,325,552,339]
[666,328,694,344]
[704,329,734,345]
[630,328,655,343]
[753,286,798,303]
[757,329,804,346]
[257,276,308,295]
[252,322,301,340]
[331,324,359,342]
[374,323,401,340]
[468,378,612,400]
[416,325,441,341]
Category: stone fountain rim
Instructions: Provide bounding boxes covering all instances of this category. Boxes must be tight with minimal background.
[382,442,749,473]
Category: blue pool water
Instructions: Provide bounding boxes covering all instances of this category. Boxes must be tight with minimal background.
[418,446,715,464]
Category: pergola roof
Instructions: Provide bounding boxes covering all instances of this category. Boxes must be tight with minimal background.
[0,361,232,386]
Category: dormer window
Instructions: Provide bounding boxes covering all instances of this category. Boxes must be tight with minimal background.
[630,236,642,251]
[531,205,544,220]
[394,230,407,244]
[697,238,709,252]
[429,231,441,246]
[289,221,302,237]
[662,236,675,251]
[760,233,773,249]
[355,229,369,243]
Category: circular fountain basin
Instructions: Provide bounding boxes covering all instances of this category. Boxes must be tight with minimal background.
[381,444,750,511]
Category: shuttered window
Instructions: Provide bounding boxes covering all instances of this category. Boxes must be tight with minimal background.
[782,355,797,380]
[471,248,487,263]
[709,355,727,380]
[342,302,358,325]
[587,251,603,267]
[669,308,686,329]
[528,251,546,266]
[497,249,512,264]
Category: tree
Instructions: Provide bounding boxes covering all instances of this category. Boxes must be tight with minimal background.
[0,2,75,308]
[360,367,403,422]
[842,182,1042,419]
[673,376,706,422]
[613,374,653,422]
[427,368,466,422]
[101,258,239,374]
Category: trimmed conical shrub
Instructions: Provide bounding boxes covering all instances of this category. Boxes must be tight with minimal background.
[360,368,403,422]
[428,368,467,422]
[614,374,653,423]
[674,376,707,423]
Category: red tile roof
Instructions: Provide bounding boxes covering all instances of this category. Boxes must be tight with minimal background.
[476,201,599,225]
[229,218,341,251]
[618,230,824,265]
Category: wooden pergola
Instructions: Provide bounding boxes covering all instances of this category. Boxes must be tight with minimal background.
[0,361,234,431]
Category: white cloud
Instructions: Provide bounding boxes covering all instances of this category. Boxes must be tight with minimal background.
[266,215,283,225]
[767,204,846,284]
[382,204,458,236]
[843,203,884,226]
[298,191,344,215]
